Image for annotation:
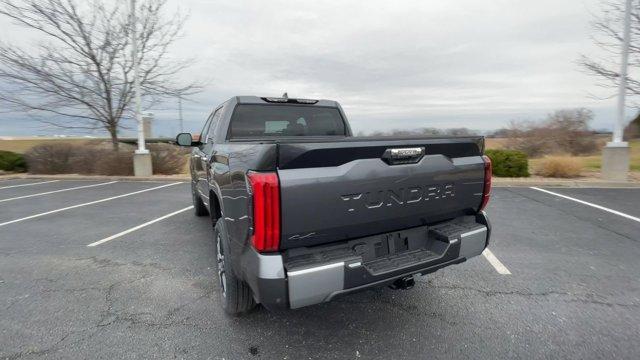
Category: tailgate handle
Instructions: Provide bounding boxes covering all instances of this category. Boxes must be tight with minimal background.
[381,147,425,165]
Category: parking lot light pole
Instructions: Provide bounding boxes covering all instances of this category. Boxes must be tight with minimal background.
[179,96,184,133]
[130,0,153,177]
[602,0,632,181]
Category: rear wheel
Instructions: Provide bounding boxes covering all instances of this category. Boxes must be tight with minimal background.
[191,181,208,217]
[213,220,256,315]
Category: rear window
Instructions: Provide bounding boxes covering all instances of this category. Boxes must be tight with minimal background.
[229,104,347,138]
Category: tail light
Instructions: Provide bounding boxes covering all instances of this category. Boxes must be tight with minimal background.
[479,155,492,211]
[247,171,280,252]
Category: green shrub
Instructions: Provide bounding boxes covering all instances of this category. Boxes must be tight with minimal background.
[485,149,529,177]
[0,150,27,172]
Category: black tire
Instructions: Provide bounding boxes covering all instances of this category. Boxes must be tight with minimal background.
[191,181,208,217]
[213,220,256,315]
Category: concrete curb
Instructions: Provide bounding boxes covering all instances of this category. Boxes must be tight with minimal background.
[0,173,190,182]
[493,178,640,188]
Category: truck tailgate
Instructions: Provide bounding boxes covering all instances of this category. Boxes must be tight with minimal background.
[277,137,485,249]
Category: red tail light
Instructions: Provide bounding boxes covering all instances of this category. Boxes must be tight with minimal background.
[479,155,492,211]
[247,171,280,252]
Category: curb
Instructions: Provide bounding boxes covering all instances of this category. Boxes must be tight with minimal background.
[493,178,640,188]
[0,173,190,182]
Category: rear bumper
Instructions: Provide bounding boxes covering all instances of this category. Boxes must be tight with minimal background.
[242,212,490,311]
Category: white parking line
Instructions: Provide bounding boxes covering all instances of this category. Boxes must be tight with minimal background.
[87,206,194,247]
[531,187,640,223]
[0,181,118,203]
[482,249,512,275]
[0,180,59,190]
[0,182,182,227]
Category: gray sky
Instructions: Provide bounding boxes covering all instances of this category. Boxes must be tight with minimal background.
[0,0,627,136]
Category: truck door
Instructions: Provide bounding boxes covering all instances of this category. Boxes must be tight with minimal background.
[193,114,212,197]
[197,107,223,196]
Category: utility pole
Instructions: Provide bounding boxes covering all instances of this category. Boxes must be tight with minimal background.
[178,96,184,133]
[602,0,632,181]
[131,0,153,176]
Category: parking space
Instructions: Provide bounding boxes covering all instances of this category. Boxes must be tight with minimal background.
[0,179,60,189]
[0,180,119,204]
[0,181,182,226]
[533,187,640,219]
[1,179,639,359]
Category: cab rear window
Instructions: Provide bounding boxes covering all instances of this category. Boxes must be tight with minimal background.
[228,104,347,138]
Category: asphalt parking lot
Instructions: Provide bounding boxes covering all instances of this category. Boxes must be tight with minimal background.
[1,179,639,359]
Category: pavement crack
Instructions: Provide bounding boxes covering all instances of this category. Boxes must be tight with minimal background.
[2,331,71,359]
[425,282,640,308]
[94,275,206,331]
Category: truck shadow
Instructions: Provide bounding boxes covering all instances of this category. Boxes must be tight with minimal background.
[223,283,467,358]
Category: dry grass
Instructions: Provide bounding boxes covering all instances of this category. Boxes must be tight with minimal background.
[580,139,640,171]
[492,138,640,178]
[0,138,90,153]
[148,143,190,175]
[533,156,584,178]
[527,139,640,172]
[485,138,508,149]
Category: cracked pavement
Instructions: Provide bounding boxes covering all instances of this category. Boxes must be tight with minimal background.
[0,180,639,359]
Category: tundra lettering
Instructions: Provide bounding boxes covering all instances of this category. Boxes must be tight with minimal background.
[341,183,456,212]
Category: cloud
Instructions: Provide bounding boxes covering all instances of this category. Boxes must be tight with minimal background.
[0,0,623,136]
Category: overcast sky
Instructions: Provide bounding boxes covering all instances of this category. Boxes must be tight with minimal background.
[0,0,628,136]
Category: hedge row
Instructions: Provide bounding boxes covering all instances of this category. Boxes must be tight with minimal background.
[0,150,27,172]
[485,149,529,177]
[24,142,188,175]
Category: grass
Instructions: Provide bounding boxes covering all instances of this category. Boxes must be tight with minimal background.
[533,156,583,178]
[0,138,91,154]
[585,139,640,171]
[484,138,508,149]
[486,138,640,174]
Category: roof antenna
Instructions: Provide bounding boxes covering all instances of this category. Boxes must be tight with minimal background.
[282,92,288,100]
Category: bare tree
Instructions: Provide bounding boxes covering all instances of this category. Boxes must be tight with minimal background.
[579,0,640,108]
[0,0,201,150]
[505,108,597,157]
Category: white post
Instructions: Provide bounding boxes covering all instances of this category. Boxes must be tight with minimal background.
[131,0,146,154]
[602,0,631,181]
[613,0,632,144]
[131,0,152,176]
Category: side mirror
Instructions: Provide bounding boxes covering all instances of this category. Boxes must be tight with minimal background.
[176,132,197,146]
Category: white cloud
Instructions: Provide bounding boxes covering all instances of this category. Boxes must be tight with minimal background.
[0,0,625,136]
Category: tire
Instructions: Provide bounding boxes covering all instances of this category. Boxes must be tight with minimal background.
[213,220,256,315]
[191,181,208,217]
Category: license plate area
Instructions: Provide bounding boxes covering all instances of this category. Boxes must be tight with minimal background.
[284,216,484,276]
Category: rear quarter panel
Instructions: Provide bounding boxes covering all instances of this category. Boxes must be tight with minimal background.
[212,143,277,273]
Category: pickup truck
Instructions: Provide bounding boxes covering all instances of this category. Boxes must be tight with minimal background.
[176,95,492,314]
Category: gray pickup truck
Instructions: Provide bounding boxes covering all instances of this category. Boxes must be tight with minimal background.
[176,95,492,314]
